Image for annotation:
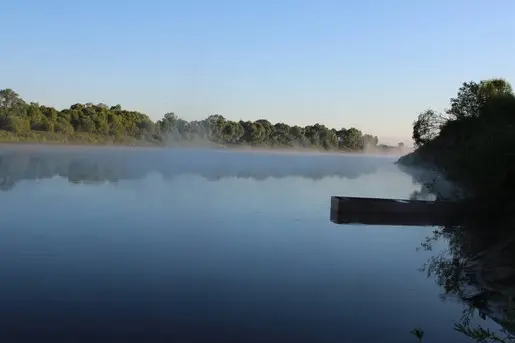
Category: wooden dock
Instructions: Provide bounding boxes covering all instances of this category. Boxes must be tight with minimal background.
[330,196,472,226]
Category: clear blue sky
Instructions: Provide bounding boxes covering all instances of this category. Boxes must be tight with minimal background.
[2,0,515,144]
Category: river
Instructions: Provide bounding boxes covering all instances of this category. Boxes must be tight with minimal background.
[0,146,504,342]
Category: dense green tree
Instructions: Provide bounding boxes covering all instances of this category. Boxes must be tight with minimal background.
[445,79,513,121]
[0,88,379,152]
[400,77,515,204]
[0,89,25,113]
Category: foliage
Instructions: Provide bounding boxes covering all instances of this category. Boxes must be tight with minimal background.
[399,78,515,202]
[0,88,379,151]
[403,78,515,340]
[412,109,447,147]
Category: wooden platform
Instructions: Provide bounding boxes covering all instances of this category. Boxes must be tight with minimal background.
[330,196,472,226]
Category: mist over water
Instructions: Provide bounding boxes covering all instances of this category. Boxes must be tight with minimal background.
[0,146,502,342]
[0,146,394,187]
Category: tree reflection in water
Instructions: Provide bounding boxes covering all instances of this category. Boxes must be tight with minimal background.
[417,209,515,342]
[399,165,515,342]
[0,148,384,191]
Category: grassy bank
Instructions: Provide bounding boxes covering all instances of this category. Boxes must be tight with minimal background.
[0,130,151,146]
[0,129,230,149]
[0,129,408,157]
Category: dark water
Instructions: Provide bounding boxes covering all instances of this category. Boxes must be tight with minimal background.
[0,147,503,342]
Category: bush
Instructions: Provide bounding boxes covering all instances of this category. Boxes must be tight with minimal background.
[6,116,30,135]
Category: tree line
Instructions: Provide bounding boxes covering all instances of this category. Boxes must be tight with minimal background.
[398,78,515,206]
[0,88,384,151]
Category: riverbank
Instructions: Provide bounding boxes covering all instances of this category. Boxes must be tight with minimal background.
[0,130,228,149]
[0,130,152,146]
[0,130,408,156]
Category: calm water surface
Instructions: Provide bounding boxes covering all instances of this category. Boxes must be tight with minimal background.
[0,147,502,342]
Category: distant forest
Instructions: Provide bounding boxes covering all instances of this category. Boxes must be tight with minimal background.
[0,88,398,151]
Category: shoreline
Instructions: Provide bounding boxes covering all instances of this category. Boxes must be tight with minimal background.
[0,140,409,157]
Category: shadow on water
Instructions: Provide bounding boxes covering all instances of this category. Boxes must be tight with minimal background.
[399,166,515,343]
[0,146,389,190]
